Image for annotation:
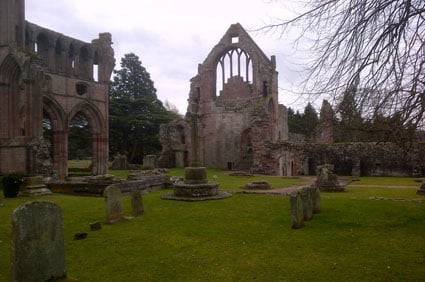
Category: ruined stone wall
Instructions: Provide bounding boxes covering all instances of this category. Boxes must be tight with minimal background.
[0,0,114,177]
[161,23,288,171]
[264,141,425,177]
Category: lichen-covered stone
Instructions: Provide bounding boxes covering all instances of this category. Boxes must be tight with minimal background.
[103,186,127,224]
[301,187,314,221]
[290,191,304,229]
[11,200,66,281]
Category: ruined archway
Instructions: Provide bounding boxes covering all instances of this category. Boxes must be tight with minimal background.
[43,96,67,177]
[68,101,108,175]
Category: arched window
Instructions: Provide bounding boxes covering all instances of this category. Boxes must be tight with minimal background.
[93,50,99,82]
[55,38,64,72]
[216,48,252,95]
[36,33,50,63]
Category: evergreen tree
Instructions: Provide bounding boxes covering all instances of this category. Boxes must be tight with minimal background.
[109,53,178,163]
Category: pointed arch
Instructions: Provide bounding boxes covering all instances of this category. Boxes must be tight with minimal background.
[0,55,22,139]
[68,101,105,134]
[43,95,66,131]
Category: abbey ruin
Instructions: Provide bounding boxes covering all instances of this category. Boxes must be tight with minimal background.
[0,0,115,179]
[159,24,425,177]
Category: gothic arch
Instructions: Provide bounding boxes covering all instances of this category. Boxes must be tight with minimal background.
[0,55,23,139]
[43,95,66,131]
[68,101,105,134]
[68,101,108,175]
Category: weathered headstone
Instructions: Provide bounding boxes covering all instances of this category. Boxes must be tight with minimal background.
[103,186,129,224]
[311,184,321,213]
[289,191,304,229]
[111,153,128,170]
[301,187,314,221]
[131,189,145,217]
[143,155,157,169]
[11,200,67,281]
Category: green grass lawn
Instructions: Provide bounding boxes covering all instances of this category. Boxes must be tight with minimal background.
[351,176,420,186]
[1,181,424,281]
[109,168,307,190]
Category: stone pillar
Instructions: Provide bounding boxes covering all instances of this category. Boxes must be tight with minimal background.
[11,200,67,281]
[53,131,68,179]
[92,133,108,175]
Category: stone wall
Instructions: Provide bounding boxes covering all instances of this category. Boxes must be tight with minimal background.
[0,0,114,177]
[159,23,288,171]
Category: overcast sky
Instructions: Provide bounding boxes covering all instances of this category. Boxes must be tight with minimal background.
[26,0,310,114]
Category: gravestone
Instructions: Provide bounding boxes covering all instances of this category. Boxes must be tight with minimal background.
[0,195,3,207]
[11,200,67,281]
[131,189,145,216]
[311,184,321,213]
[289,191,304,229]
[111,153,128,170]
[143,155,157,169]
[301,187,314,221]
[103,186,130,224]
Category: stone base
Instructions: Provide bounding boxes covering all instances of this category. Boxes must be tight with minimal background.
[21,185,53,196]
[161,190,232,202]
[104,215,133,225]
[245,180,271,190]
[174,181,220,197]
[319,185,346,192]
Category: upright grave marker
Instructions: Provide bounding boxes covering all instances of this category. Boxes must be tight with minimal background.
[11,200,66,281]
[104,186,131,224]
[289,191,304,229]
[131,189,145,216]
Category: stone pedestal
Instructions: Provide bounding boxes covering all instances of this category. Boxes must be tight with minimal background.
[21,176,52,196]
[316,164,346,192]
[161,167,231,201]
[417,181,425,195]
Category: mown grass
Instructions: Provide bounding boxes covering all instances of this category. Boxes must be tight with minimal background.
[352,176,420,186]
[0,182,424,281]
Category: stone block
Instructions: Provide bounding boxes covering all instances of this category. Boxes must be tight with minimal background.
[290,191,304,229]
[11,200,67,281]
[417,181,425,195]
[245,180,271,189]
[90,221,102,231]
[184,167,207,184]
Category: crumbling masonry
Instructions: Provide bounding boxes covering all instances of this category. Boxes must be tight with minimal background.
[0,0,115,178]
[159,23,291,174]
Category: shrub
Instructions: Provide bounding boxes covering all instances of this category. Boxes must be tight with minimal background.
[2,173,24,198]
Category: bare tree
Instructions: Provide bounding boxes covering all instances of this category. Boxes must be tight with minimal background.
[259,0,425,131]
